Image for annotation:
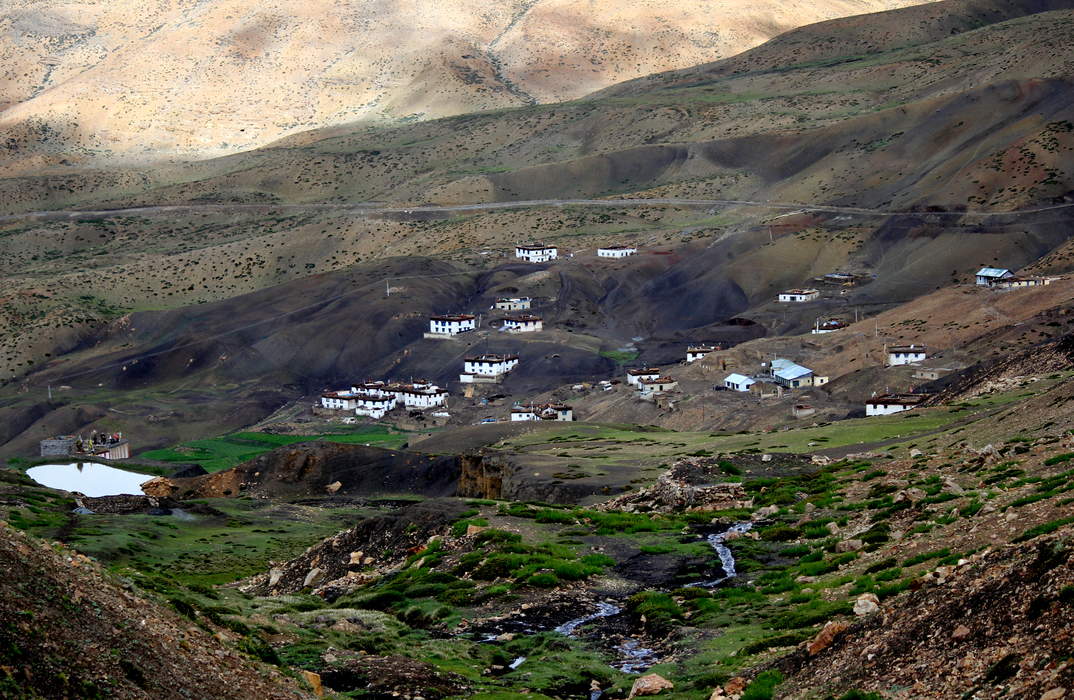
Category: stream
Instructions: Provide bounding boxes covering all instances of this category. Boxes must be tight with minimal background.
[541,521,755,673]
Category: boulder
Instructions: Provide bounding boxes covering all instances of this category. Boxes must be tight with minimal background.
[942,478,965,495]
[325,480,343,494]
[465,524,488,537]
[629,673,674,697]
[300,670,323,697]
[909,448,923,458]
[807,621,849,655]
[140,477,179,498]
[724,677,748,695]
[951,624,971,641]
[1041,689,1067,700]
[811,455,832,466]
[853,593,880,616]
[837,539,863,553]
[303,567,325,588]
[349,551,364,566]
[826,521,841,535]
[267,568,284,588]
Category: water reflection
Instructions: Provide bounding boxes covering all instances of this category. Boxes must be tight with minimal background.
[26,462,152,498]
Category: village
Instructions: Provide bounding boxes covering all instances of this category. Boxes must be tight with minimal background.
[299,241,1061,437]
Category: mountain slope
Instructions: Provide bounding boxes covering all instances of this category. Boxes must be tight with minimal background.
[0,0,933,170]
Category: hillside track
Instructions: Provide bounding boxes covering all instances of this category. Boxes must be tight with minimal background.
[4,198,1074,225]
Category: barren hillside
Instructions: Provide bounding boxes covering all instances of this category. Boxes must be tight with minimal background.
[0,0,933,171]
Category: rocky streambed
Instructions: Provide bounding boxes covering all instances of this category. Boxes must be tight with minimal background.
[464,521,755,674]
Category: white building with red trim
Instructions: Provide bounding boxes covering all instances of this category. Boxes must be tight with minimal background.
[425,314,476,338]
[461,354,520,383]
[510,402,574,422]
[502,315,543,333]
[516,244,558,263]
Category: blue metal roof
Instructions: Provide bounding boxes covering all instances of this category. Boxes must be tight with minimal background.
[772,358,813,381]
[976,267,1011,277]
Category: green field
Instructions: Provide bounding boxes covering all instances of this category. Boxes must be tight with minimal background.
[139,426,411,472]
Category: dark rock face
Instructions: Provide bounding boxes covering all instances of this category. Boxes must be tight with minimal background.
[318,654,470,699]
[246,498,471,597]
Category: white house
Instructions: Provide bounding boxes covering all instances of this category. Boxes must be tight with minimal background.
[389,381,449,408]
[812,319,848,334]
[724,373,756,392]
[771,358,827,389]
[516,244,558,263]
[887,344,927,366]
[494,297,532,311]
[354,393,397,419]
[426,314,476,338]
[866,393,928,416]
[975,267,1014,286]
[637,377,678,395]
[626,368,661,385]
[778,288,820,303]
[686,345,717,363]
[597,245,637,258]
[321,390,360,411]
[502,315,543,333]
[510,402,574,422]
[461,354,520,383]
[993,276,1058,289]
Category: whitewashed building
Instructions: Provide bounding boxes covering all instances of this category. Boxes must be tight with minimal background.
[993,276,1058,289]
[510,402,574,422]
[461,354,520,383]
[354,393,397,419]
[686,345,718,363]
[866,393,928,416]
[426,314,476,338]
[777,288,820,303]
[626,368,661,385]
[637,376,678,396]
[516,244,558,263]
[390,381,449,408]
[321,390,360,411]
[494,297,532,311]
[502,315,543,333]
[975,267,1014,286]
[597,245,637,258]
[724,373,756,392]
[887,344,927,366]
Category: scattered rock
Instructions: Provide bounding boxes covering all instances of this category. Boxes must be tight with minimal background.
[1042,689,1067,700]
[942,477,965,495]
[811,455,832,466]
[465,524,488,537]
[267,568,284,588]
[349,551,364,566]
[837,539,863,553]
[826,521,841,535]
[854,593,880,616]
[752,504,780,520]
[808,621,850,655]
[951,624,971,641]
[303,567,325,588]
[724,676,748,695]
[629,673,674,697]
[301,670,323,697]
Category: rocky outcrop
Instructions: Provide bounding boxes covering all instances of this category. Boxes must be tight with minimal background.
[317,652,469,699]
[598,457,753,513]
[143,441,461,500]
[243,499,471,599]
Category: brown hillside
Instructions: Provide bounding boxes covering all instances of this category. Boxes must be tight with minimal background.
[0,520,309,699]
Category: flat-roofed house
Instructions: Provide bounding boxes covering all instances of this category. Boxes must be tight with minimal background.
[494,297,532,311]
[460,354,520,383]
[426,314,476,338]
[626,368,661,385]
[502,315,543,333]
[866,393,928,416]
[686,345,717,363]
[887,344,927,366]
[636,376,678,396]
[597,245,637,258]
[516,244,558,263]
[778,288,820,303]
[354,393,397,419]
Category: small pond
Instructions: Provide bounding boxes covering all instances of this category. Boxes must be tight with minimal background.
[26,462,153,498]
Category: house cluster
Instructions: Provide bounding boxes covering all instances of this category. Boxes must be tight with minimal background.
[510,402,574,422]
[975,267,1058,289]
[626,367,679,398]
[321,380,448,419]
[723,358,828,393]
[778,288,820,303]
[494,297,532,311]
[40,432,130,460]
[460,353,519,383]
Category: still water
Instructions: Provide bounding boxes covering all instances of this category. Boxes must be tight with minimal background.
[26,462,152,497]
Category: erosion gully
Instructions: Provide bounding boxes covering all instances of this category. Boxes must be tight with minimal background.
[471,521,755,676]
